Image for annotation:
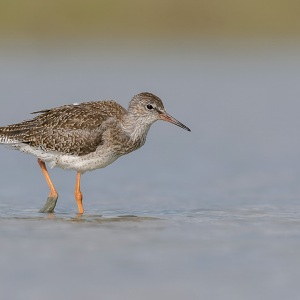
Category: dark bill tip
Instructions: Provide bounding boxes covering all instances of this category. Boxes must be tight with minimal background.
[160,114,191,132]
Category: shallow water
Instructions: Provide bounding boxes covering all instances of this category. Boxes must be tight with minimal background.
[1,205,300,300]
[1,39,300,299]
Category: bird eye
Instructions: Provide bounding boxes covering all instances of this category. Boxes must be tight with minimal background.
[146,104,153,110]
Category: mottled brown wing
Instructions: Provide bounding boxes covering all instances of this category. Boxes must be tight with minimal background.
[0,100,127,155]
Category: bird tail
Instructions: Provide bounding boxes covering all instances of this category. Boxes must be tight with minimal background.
[0,126,26,144]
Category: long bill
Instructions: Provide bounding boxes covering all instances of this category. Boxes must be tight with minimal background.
[160,113,191,132]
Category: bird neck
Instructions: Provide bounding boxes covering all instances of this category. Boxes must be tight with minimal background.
[121,114,152,143]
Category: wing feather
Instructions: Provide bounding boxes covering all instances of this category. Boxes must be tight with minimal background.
[0,100,126,155]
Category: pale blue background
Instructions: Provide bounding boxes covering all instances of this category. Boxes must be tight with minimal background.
[0,39,300,299]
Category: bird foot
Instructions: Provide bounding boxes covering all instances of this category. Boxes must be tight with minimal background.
[39,196,58,213]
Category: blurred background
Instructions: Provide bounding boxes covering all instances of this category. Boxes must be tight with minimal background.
[1,0,300,38]
[1,0,300,206]
[1,1,300,300]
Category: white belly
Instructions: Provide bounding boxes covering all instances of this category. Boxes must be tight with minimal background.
[17,144,119,173]
[54,153,119,173]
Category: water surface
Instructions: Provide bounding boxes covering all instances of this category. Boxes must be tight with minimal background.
[1,40,300,299]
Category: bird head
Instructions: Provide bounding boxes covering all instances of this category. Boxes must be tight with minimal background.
[128,92,191,132]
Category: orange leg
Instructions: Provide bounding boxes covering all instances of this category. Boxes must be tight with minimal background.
[38,158,58,213]
[74,172,84,214]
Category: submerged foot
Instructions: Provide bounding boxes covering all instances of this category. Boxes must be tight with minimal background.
[39,196,58,213]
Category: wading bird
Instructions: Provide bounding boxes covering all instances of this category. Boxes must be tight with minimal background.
[0,92,190,213]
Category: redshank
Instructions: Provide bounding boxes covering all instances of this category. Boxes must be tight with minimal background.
[0,92,190,213]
